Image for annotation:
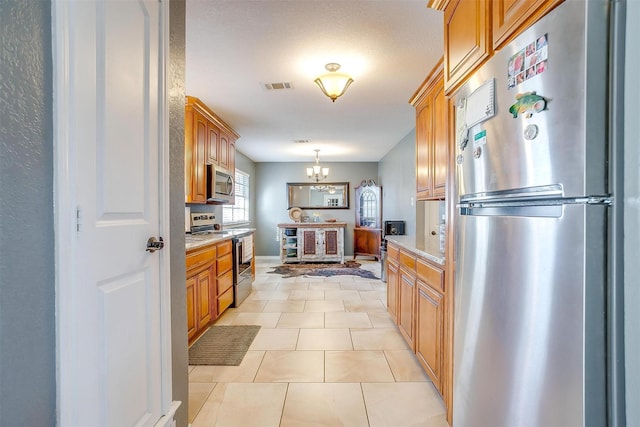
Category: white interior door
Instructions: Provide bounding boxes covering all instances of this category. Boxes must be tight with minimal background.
[54,1,178,426]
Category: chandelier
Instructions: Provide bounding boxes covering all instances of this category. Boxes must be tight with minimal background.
[314,63,354,102]
[306,149,329,182]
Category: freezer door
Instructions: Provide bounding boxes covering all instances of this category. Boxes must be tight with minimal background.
[454,204,607,427]
[455,0,609,199]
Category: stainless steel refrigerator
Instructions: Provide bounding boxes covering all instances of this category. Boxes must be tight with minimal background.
[453,1,625,426]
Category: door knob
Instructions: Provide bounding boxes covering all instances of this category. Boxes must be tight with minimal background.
[146,237,164,253]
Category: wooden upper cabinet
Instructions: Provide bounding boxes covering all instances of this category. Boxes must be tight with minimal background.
[432,81,447,198]
[185,107,208,203]
[228,140,236,176]
[415,102,431,197]
[185,96,239,203]
[218,131,230,171]
[207,121,220,165]
[492,0,564,50]
[444,0,492,95]
[410,59,446,201]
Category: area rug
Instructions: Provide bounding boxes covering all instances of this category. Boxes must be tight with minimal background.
[268,260,379,280]
[188,325,261,366]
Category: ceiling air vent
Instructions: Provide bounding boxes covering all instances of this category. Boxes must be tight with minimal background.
[263,82,293,90]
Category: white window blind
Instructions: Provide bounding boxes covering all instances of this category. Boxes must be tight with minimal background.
[223,169,249,225]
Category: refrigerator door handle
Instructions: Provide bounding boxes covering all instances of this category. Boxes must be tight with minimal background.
[458,195,613,217]
[459,204,563,218]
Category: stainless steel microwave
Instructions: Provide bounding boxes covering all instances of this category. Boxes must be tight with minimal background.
[207,164,234,204]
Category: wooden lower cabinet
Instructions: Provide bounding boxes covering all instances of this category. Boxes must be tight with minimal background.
[196,267,215,328]
[386,260,399,321]
[416,280,444,392]
[398,268,416,350]
[385,241,448,407]
[353,228,382,260]
[187,239,236,345]
[186,245,216,344]
[186,275,197,341]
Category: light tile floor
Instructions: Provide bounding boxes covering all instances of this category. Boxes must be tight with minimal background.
[189,257,449,427]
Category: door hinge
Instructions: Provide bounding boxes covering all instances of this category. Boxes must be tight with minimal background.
[76,206,82,233]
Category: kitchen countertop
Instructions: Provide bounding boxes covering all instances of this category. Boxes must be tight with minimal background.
[185,228,255,251]
[277,222,347,228]
[385,235,445,266]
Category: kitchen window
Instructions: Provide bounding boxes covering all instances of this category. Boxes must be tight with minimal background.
[223,169,250,225]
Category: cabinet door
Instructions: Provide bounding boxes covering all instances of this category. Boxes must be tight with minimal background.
[354,228,381,259]
[196,267,214,328]
[387,261,399,321]
[207,121,219,165]
[444,0,492,95]
[192,111,208,202]
[302,230,318,257]
[324,229,338,256]
[228,139,236,175]
[416,280,444,392]
[416,101,432,199]
[492,0,562,49]
[398,269,416,350]
[218,131,230,171]
[186,276,197,341]
[432,79,447,198]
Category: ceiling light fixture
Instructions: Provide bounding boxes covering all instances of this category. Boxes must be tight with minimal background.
[306,149,329,182]
[314,63,354,102]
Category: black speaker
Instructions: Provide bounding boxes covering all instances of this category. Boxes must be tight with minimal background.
[384,220,405,236]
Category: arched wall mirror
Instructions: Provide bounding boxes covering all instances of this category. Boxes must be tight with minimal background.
[354,179,382,260]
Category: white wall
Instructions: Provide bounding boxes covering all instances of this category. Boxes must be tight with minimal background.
[378,130,417,236]
[0,2,56,424]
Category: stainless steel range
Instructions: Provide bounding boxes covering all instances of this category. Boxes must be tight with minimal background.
[232,235,253,307]
[189,212,218,234]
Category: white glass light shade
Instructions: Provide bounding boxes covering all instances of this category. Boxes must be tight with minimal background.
[314,63,354,102]
[307,149,329,182]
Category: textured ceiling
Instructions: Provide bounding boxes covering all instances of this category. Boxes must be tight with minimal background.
[186,1,444,163]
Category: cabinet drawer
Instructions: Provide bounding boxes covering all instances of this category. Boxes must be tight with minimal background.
[217,269,233,295]
[399,250,416,272]
[387,244,400,261]
[217,252,233,275]
[186,245,216,271]
[218,286,234,313]
[417,258,444,293]
[216,240,233,256]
